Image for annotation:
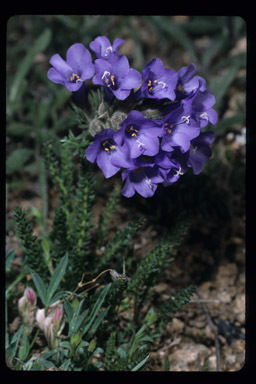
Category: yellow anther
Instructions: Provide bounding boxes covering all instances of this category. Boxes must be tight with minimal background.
[70,72,80,82]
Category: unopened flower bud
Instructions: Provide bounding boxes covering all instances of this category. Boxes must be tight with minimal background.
[18,287,37,331]
[89,118,104,136]
[98,101,108,117]
[110,111,127,131]
[37,302,65,349]
[24,287,37,306]
[18,296,27,318]
[36,308,46,330]
[43,316,56,349]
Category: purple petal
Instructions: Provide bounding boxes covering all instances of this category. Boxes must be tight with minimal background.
[47,67,65,85]
[113,54,130,77]
[192,90,216,112]
[85,140,100,163]
[66,43,93,78]
[96,150,120,178]
[139,133,160,156]
[112,38,125,52]
[120,68,142,89]
[121,177,136,197]
[64,80,84,92]
[49,54,73,79]
[126,137,146,158]
[134,175,157,198]
[174,122,200,140]
[112,88,131,100]
[167,132,191,152]
[110,144,134,168]
[143,58,165,78]
[89,36,111,57]
[178,62,196,83]
[93,59,112,85]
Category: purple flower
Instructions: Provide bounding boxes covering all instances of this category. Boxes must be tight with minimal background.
[89,36,125,59]
[188,131,215,174]
[135,58,178,101]
[153,149,188,186]
[92,54,142,100]
[114,110,163,158]
[47,43,95,92]
[160,105,201,153]
[176,62,206,98]
[121,157,164,198]
[181,84,218,128]
[85,128,133,178]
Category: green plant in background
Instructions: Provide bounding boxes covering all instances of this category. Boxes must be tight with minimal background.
[6,15,246,371]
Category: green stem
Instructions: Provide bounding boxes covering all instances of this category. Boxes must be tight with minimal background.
[29,328,40,352]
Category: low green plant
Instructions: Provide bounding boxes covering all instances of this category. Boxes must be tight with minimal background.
[6,147,195,370]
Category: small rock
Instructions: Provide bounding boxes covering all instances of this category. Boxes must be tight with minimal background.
[168,342,211,371]
[232,294,245,325]
[167,318,185,334]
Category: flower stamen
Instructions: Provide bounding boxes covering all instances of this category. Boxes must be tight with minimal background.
[70,73,82,83]
[102,71,111,80]
[145,177,153,190]
[104,46,113,56]
[200,112,209,121]
[136,139,145,148]
[181,115,190,124]
[175,167,184,176]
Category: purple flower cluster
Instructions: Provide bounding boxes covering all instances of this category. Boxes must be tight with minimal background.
[47,36,141,101]
[47,37,217,198]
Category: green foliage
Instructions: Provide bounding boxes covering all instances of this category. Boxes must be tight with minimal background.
[128,215,191,323]
[49,207,69,264]
[10,174,194,370]
[97,182,121,248]
[158,285,196,327]
[13,206,49,279]
[100,217,146,271]
[104,331,116,370]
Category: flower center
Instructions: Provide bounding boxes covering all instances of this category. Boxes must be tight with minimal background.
[70,73,82,83]
[102,71,118,90]
[102,139,116,153]
[164,122,173,134]
[147,79,166,94]
[125,124,139,137]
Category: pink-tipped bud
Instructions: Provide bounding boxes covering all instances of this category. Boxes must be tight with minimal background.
[18,287,37,331]
[53,306,63,326]
[24,287,37,306]
[36,302,65,349]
